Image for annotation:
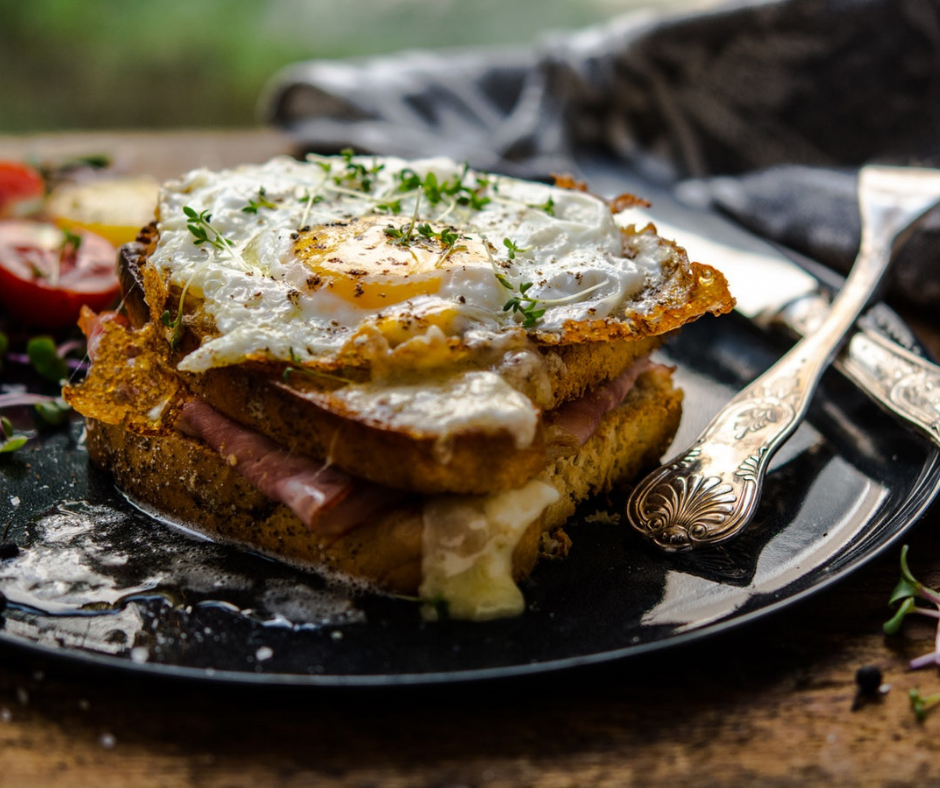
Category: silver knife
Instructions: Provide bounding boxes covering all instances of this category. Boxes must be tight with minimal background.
[623,196,940,449]
[624,164,940,552]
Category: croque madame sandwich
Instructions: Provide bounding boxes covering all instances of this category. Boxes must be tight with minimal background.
[64,154,733,620]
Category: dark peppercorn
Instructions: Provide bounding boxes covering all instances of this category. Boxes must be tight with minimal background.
[856,665,883,695]
[0,543,19,560]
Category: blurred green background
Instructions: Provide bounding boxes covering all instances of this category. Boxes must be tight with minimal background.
[0,0,691,133]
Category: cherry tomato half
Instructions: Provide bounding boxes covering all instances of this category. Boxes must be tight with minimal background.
[0,220,120,329]
[0,161,44,217]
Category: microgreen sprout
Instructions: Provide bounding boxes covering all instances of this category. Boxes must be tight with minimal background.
[297,191,324,231]
[183,206,233,252]
[183,205,253,274]
[33,397,71,427]
[333,147,384,192]
[376,199,402,214]
[910,688,940,721]
[495,276,547,328]
[160,274,199,351]
[883,545,940,641]
[382,190,465,264]
[529,196,555,216]
[26,336,69,383]
[422,592,450,621]
[384,188,424,246]
[395,164,490,211]
[0,416,27,455]
[59,228,83,257]
[884,545,940,718]
[502,237,528,260]
[493,235,610,329]
[241,187,277,214]
[281,348,351,385]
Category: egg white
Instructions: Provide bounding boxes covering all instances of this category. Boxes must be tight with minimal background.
[149,155,665,373]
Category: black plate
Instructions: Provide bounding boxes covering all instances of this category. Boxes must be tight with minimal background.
[1,262,938,689]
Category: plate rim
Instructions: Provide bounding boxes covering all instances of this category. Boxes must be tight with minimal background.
[1,223,938,689]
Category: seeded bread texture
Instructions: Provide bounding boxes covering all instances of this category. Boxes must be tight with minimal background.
[85,366,681,595]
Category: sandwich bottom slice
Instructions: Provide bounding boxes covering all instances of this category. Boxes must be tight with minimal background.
[72,318,681,621]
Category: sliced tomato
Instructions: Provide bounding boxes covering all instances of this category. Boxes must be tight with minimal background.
[0,162,44,217]
[0,220,120,329]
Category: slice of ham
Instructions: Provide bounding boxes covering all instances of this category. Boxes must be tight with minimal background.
[175,355,663,535]
[178,399,404,538]
[546,356,665,451]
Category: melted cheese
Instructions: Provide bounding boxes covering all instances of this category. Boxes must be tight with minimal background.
[328,370,539,449]
[419,480,560,621]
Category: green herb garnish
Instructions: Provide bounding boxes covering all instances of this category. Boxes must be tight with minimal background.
[59,228,83,258]
[383,193,465,264]
[160,274,198,351]
[884,545,940,719]
[34,398,71,427]
[495,276,546,328]
[281,348,350,384]
[241,187,277,214]
[502,237,528,260]
[376,199,402,214]
[26,337,69,383]
[529,196,555,216]
[183,206,233,252]
[332,147,384,192]
[910,688,940,721]
[395,163,489,210]
[884,545,940,638]
[384,188,424,246]
[0,416,27,455]
[422,592,450,621]
[493,237,608,329]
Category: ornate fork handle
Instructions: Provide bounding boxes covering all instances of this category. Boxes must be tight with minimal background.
[626,328,846,551]
[627,165,940,552]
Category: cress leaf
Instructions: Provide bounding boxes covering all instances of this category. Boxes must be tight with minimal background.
[34,398,71,427]
[888,576,920,606]
[0,435,28,454]
[883,596,917,635]
[894,544,940,606]
[909,688,940,721]
[26,337,68,383]
[900,544,919,587]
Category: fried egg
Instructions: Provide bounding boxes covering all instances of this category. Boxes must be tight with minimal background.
[149,155,671,374]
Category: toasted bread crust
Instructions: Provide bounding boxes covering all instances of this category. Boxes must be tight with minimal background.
[85,367,681,595]
[180,334,669,495]
[111,214,727,495]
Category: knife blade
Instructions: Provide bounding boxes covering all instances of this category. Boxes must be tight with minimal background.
[617,181,940,448]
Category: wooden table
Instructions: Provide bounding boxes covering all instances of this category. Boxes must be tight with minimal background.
[1,130,939,786]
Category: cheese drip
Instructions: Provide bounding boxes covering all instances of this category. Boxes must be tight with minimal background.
[419,480,560,620]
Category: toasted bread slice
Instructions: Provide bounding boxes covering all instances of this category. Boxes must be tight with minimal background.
[115,219,728,495]
[85,363,680,595]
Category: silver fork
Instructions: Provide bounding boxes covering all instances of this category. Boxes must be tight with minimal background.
[626,165,940,552]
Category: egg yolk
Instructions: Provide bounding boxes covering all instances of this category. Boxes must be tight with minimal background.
[293,215,487,309]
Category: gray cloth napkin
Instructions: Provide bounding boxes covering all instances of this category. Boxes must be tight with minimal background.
[263,0,940,308]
